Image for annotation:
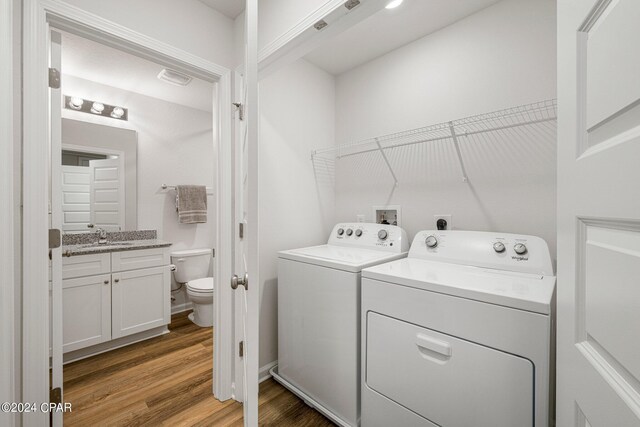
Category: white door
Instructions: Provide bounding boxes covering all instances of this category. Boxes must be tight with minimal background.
[49,30,64,427]
[233,0,259,424]
[61,165,91,231]
[89,157,125,231]
[557,1,640,426]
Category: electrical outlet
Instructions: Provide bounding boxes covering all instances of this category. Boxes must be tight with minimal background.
[356,214,365,223]
[434,214,452,230]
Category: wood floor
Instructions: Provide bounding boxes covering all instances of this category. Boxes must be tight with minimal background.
[63,311,334,426]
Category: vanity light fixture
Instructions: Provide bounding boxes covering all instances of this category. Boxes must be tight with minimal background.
[64,95,128,121]
[385,0,403,9]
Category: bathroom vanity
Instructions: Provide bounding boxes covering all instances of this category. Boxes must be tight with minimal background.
[59,234,172,362]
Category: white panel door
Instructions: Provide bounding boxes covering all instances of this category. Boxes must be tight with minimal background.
[557,1,640,426]
[61,165,90,231]
[89,157,124,231]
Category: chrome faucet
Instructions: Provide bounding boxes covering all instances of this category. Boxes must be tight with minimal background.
[95,227,108,244]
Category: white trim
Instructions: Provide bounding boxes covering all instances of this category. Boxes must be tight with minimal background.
[22,1,236,422]
[257,0,388,79]
[0,0,16,425]
[259,361,278,384]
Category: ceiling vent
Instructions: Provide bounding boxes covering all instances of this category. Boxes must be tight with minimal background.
[157,68,193,86]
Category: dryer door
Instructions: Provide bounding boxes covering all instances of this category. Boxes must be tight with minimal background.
[366,312,534,427]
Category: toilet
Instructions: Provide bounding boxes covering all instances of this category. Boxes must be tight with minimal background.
[170,248,214,327]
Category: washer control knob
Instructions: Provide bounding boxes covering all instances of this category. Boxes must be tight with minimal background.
[346,228,353,236]
[355,229,363,237]
[493,242,506,253]
[337,228,344,236]
[378,229,388,240]
[425,235,438,248]
[514,243,528,255]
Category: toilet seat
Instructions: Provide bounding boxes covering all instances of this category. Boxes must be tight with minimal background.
[187,277,214,293]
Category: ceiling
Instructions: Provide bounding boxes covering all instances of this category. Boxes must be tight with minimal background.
[305,0,500,75]
[198,0,245,19]
[61,32,213,112]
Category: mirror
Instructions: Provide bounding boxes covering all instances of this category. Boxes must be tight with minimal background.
[61,118,137,232]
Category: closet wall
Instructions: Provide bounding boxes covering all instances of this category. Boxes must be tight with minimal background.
[258,59,336,373]
[333,0,558,259]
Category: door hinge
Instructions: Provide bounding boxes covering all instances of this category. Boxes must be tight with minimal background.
[49,229,61,249]
[48,67,61,89]
[233,102,244,121]
[239,223,244,239]
[239,340,244,358]
[50,387,62,405]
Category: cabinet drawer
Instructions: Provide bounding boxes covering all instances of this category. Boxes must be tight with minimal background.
[111,248,169,272]
[62,253,111,279]
[366,312,533,427]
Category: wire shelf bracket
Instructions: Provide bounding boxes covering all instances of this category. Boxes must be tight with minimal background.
[449,121,469,183]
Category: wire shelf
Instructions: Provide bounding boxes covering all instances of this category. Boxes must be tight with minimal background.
[311,99,557,183]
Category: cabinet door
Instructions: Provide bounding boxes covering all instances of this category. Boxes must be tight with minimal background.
[112,266,170,339]
[63,274,111,353]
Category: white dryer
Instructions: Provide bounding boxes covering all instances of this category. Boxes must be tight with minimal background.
[361,230,556,427]
[272,222,409,427]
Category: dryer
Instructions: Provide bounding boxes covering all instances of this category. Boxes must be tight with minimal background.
[361,230,556,427]
[272,222,409,427]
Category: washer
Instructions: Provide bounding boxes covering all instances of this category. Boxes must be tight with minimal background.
[361,230,556,427]
[272,222,409,427]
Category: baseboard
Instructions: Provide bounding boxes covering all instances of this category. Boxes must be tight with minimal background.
[259,360,278,383]
[171,301,193,315]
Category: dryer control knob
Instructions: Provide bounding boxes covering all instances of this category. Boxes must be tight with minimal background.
[346,228,353,236]
[355,229,363,237]
[514,243,528,255]
[378,229,388,240]
[337,228,344,236]
[493,242,506,253]
[425,235,438,248]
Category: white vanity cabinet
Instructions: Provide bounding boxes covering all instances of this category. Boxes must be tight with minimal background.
[62,247,170,354]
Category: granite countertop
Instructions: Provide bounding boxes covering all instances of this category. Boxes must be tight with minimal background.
[63,239,172,256]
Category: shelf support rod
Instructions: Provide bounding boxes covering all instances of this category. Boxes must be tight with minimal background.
[374,138,399,187]
[449,121,469,183]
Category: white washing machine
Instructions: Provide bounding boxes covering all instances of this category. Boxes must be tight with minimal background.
[272,222,409,427]
[361,230,556,427]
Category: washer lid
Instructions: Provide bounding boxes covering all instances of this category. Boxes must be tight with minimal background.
[362,258,556,314]
[188,277,214,292]
[278,244,408,272]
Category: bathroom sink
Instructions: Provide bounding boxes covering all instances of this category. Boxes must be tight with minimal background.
[78,242,135,248]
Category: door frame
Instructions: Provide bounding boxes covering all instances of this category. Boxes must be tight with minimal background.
[0,0,16,425]
[22,0,235,423]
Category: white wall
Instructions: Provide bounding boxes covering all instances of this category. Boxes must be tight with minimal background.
[62,75,216,309]
[334,0,558,260]
[59,0,236,69]
[258,59,336,369]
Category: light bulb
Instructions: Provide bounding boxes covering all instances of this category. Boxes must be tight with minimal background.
[69,97,84,110]
[91,102,105,114]
[111,107,125,119]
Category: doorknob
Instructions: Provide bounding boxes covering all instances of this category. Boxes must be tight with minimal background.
[231,273,248,290]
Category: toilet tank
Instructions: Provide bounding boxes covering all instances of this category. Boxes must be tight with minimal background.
[171,248,212,283]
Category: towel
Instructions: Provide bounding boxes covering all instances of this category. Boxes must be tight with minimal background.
[176,185,207,224]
